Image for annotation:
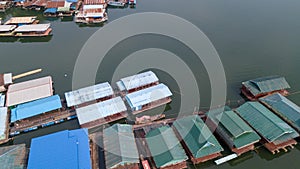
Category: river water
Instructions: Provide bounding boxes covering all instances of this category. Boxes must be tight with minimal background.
[1,0,300,168]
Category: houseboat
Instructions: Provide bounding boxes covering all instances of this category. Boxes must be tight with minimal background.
[116,71,159,94]
[75,0,107,24]
[75,96,128,129]
[4,16,39,25]
[103,124,140,169]
[241,75,290,100]
[236,102,299,154]
[44,0,76,17]
[206,110,260,156]
[125,83,172,115]
[64,82,113,108]
[13,23,52,37]
[0,25,17,37]
[259,93,300,133]
[23,0,48,10]
[0,107,10,145]
[173,115,224,164]
[145,126,188,169]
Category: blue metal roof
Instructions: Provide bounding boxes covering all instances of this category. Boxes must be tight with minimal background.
[28,129,91,169]
[10,95,62,123]
[66,0,78,2]
[44,8,57,14]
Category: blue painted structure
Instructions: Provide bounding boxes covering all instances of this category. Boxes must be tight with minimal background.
[27,128,91,169]
[10,95,62,123]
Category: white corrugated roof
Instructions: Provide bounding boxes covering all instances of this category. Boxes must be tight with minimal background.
[125,83,172,108]
[0,107,8,140]
[14,24,50,32]
[65,82,113,107]
[76,97,127,125]
[6,76,53,107]
[119,71,159,91]
[0,94,5,107]
[0,25,16,32]
[5,16,37,24]
[83,4,104,10]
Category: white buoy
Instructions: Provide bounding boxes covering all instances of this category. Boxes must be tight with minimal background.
[64,73,68,77]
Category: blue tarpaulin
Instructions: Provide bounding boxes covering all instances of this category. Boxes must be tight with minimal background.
[13,0,25,2]
[10,95,62,123]
[44,8,57,14]
[27,129,91,169]
[66,0,78,3]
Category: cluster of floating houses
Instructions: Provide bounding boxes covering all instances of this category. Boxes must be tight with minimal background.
[1,72,300,168]
[0,0,136,27]
[0,16,52,37]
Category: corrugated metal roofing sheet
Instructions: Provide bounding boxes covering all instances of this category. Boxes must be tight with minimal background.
[260,93,300,131]
[84,0,105,5]
[5,16,37,24]
[103,124,139,168]
[145,126,188,168]
[0,107,7,141]
[119,71,159,91]
[0,25,16,32]
[242,76,290,96]
[76,96,127,125]
[64,82,113,107]
[6,76,53,107]
[10,95,62,123]
[209,111,260,148]
[0,144,27,169]
[0,94,5,107]
[173,115,223,158]
[14,24,50,32]
[236,102,299,145]
[27,129,91,169]
[125,83,172,109]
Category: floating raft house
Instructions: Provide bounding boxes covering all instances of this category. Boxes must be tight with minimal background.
[4,16,38,25]
[6,76,53,107]
[125,83,172,113]
[173,115,223,164]
[0,144,27,169]
[145,126,188,169]
[103,124,139,169]
[64,82,113,108]
[260,93,300,133]
[116,71,159,93]
[236,102,299,154]
[10,95,62,123]
[27,129,91,169]
[207,110,260,156]
[0,107,8,144]
[76,96,127,129]
[241,75,290,100]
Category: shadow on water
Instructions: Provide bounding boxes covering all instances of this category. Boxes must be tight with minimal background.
[12,119,80,147]
[256,145,292,161]
[0,36,52,43]
[77,22,107,28]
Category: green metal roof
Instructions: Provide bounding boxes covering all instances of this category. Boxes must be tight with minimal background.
[211,111,260,148]
[103,124,139,169]
[260,93,300,132]
[0,144,27,169]
[145,126,188,168]
[242,76,290,96]
[172,115,223,158]
[236,102,299,145]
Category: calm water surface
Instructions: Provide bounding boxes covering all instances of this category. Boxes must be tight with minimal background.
[1,0,300,169]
